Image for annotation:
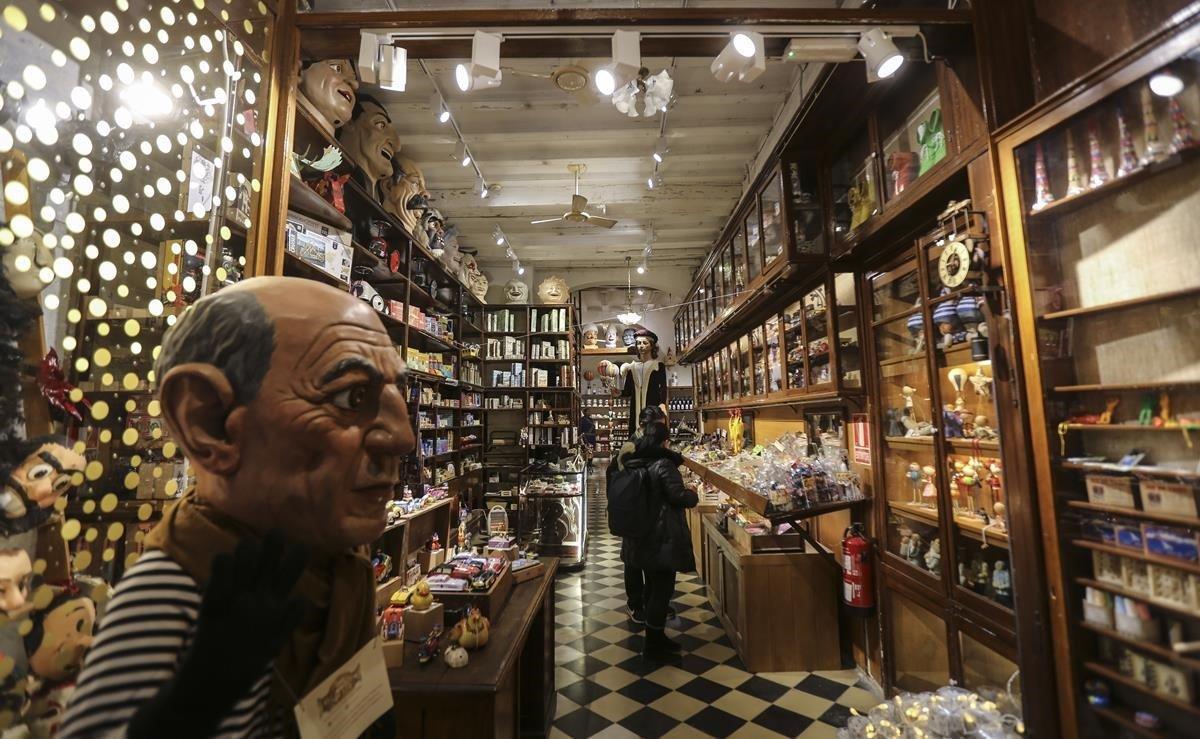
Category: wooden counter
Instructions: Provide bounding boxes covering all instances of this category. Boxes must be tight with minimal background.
[389,557,559,738]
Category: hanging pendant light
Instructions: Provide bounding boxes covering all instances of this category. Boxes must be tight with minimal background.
[617,256,643,325]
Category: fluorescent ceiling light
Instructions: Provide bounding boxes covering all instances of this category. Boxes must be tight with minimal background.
[783,37,858,63]
[1149,70,1184,97]
[711,31,765,84]
[858,28,904,79]
[457,30,503,92]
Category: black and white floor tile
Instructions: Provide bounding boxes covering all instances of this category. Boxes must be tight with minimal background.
[549,468,879,738]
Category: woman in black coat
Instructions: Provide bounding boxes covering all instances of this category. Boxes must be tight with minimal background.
[617,421,697,660]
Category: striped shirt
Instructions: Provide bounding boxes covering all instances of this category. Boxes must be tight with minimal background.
[59,551,280,738]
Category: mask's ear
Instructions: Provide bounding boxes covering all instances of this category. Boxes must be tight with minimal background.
[158,363,243,476]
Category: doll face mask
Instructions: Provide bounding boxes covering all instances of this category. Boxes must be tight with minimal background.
[0,440,86,519]
[0,549,32,615]
[299,58,359,128]
[28,595,96,682]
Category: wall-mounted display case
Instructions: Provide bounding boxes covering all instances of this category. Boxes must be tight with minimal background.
[999,22,1200,737]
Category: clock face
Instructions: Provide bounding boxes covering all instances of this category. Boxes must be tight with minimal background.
[938,240,972,288]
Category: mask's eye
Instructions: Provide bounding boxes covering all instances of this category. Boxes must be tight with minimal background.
[330,386,368,411]
[52,476,74,494]
[26,464,53,481]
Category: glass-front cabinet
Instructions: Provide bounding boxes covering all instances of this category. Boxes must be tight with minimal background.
[998,27,1200,737]
[879,67,947,203]
[866,211,1022,717]
[760,167,786,267]
[832,129,880,244]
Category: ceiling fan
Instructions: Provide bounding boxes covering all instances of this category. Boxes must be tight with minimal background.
[531,164,618,229]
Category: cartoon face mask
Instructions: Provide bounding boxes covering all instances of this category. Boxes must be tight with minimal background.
[1,440,86,519]
[536,276,569,304]
[504,280,528,304]
[26,594,96,683]
[338,99,400,192]
[0,549,33,615]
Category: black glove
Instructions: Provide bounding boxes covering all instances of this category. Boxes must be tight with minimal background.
[128,529,308,739]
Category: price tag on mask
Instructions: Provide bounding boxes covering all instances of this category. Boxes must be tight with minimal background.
[294,637,393,739]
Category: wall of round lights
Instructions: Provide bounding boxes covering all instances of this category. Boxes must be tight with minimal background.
[0,0,275,726]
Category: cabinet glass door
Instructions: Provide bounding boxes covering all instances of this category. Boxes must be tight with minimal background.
[732,229,748,292]
[783,299,806,391]
[805,284,832,388]
[765,315,783,392]
[761,171,786,265]
[834,272,862,389]
[751,326,766,395]
[871,261,939,578]
[736,337,752,397]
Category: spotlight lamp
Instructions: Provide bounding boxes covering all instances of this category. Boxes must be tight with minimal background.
[858,27,905,80]
[610,29,642,90]
[652,138,669,163]
[517,265,525,275]
[456,30,504,92]
[359,32,407,91]
[1149,69,1184,97]
[454,140,471,167]
[439,107,451,123]
[595,69,617,96]
[711,31,765,84]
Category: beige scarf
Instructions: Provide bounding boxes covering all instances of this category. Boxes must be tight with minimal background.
[144,491,376,717]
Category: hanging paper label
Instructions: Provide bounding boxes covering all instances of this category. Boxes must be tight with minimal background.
[294,638,393,739]
[850,414,872,466]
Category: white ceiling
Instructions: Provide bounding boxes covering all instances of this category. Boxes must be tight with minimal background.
[372,55,800,271]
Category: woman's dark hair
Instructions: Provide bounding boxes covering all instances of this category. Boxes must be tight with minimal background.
[639,405,665,427]
[634,421,670,454]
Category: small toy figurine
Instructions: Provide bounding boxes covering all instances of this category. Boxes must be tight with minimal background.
[907,463,923,505]
[1098,397,1120,425]
[444,644,469,668]
[418,626,444,665]
[371,551,393,583]
[958,559,970,587]
[955,295,985,341]
[1140,85,1166,165]
[943,407,965,439]
[1138,393,1156,425]
[448,607,491,650]
[1155,391,1173,427]
[886,408,907,439]
[411,579,434,611]
[932,303,965,349]
[921,466,938,507]
[1087,120,1110,188]
[924,537,942,572]
[1116,107,1141,177]
[992,561,1012,606]
[907,303,926,354]
[947,368,968,411]
[905,534,926,568]
[1066,129,1086,196]
[1031,141,1055,211]
[429,533,441,552]
[974,560,991,595]
[1168,96,1197,154]
[380,604,405,641]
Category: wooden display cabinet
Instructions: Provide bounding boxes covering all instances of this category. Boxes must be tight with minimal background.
[699,270,863,412]
[863,208,1045,727]
[997,19,1200,737]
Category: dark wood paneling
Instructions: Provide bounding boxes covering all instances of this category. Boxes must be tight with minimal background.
[1027,0,1196,100]
[969,0,1036,130]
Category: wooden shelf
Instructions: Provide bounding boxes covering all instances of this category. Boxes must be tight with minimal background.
[1090,704,1169,738]
[1066,500,1200,527]
[1041,285,1200,322]
[1053,380,1200,393]
[1062,423,1200,433]
[283,253,349,291]
[1028,146,1200,221]
[1075,578,1200,622]
[682,456,869,522]
[1061,459,1200,480]
[1083,661,1200,718]
[1072,538,1200,576]
[877,353,926,368]
[889,501,1009,546]
[1079,621,1200,671]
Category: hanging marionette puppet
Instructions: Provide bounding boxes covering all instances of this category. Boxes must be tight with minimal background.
[609,329,667,437]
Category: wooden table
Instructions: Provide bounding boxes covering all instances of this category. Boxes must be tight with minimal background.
[389,557,559,738]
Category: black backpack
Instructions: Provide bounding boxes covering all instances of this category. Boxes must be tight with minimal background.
[606,463,658,539]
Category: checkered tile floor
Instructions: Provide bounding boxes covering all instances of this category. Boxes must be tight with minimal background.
[550,468,878,738]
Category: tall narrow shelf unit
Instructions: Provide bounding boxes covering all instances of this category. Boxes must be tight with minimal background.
[997,20,1200,737]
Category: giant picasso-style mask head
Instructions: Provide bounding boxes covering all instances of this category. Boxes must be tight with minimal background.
[299,58,359,130]
[338,95,400,197]
[155,277,416,552]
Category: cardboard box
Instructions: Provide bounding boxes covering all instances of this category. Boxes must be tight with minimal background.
[284,211,352,283]
[1086,475,1135,509]
[1094,551,1124,585]
[485,544,518,561]
[417,548,447,572]
[511,560,545,583]
[729,522,803,553]
[382,639,405,668]
[1143,525,1199,562]
[403,602,444,642]
[1141,480,1198,517]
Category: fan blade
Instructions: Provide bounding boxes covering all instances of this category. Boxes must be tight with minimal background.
[585,215,618,229]
[571,194,588,213]
[530,217,564,225]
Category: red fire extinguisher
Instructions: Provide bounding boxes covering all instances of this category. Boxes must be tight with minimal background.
[842,523,875,617]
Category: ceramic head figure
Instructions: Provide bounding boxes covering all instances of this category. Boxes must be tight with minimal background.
[633,329,659,362]
[25,591,97,683]
[0,548,32,616]
[460,255,488,302]
[582,324,599,349]
[338,95,400,198]
[504,279,529,304]
[536,276,569,304]
[604,324,618,348]
[299,58,359,130]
